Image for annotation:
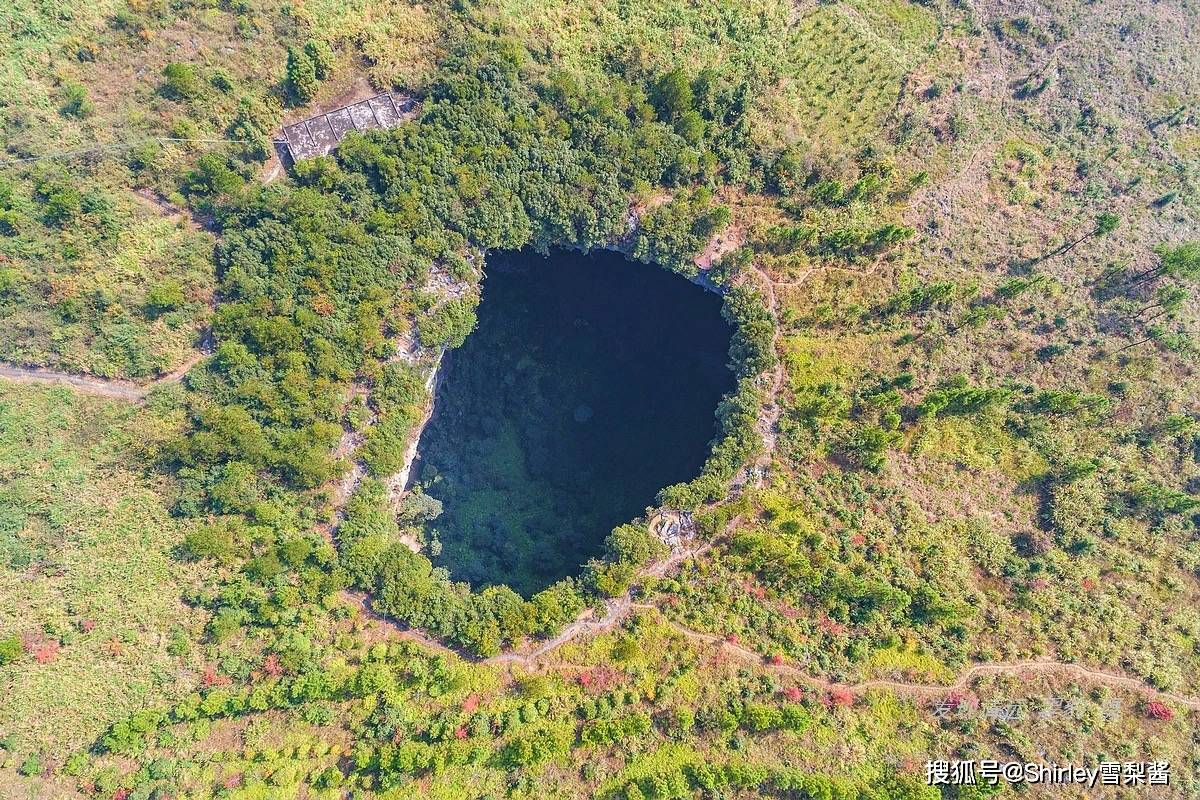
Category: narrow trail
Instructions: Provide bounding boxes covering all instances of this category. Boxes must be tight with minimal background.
[737,259,789,490]
[483,541,715,668]
[357,548,1200,711]
[335,255,1200,712]
[633,603,1200,710]
[0,348,209,402]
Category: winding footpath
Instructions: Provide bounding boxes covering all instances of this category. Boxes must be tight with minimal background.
[359,258,1200,713]
[0,350,208,402]
[631,603,1200,711]
[7,258,1197,713]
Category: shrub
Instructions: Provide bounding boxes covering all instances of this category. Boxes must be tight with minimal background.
[416,298,478,348]
[162,62,203,100]
[840,425,899,471]
[0,635,22,665]
[285,46,319,104]
[61,82,93,117]
[182,521,242,563]
[144,280,187,318]
[361,407,421,477]
[304,39,335,80]
[17,752,41,777]
[604,523,667,566]
[0,210,21,237]
[43,187,81,226]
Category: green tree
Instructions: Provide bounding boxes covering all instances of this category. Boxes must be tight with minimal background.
[144,280,186,318]
[0,635,22,665]
[304,39,335,80]
[61,83,93,117]
[162,62,203,100]
[286,47,319,105]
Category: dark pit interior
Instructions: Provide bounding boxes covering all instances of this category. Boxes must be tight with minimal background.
[412,248,735,596]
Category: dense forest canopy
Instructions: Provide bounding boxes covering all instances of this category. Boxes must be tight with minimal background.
[161,36,777,658]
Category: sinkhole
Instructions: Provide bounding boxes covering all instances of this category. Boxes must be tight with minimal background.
[410,248,735,596]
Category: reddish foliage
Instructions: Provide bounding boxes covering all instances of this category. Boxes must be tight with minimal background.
[462,693,480,714]
[782,686,804,702]
[768,653,784,666]
[578,666,621,693]
[826,687,855,708]
[664,594,681,607]
[818,616,847,636]
[262,653,283,677]
[311,295,335,316]
[201,665,232,688]
[223,773,243,789]
[106,639,123,657]
[1081,577,1096,591]
[33,640,60,664]
[1146,700,1174,721]
[723,633,739,644]
[1029,578,1049,591]
[454,725,469,740]
[849,533,866,546]
[939,692,965,712]
[113,789,131,800]
[81,619,96,633]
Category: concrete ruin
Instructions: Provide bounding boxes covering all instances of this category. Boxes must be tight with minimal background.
[279,93,416,161]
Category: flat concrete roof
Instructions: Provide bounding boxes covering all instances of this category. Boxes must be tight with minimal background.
[280,93,416,161]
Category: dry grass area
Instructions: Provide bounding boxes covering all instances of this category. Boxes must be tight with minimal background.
[0,382,210,761]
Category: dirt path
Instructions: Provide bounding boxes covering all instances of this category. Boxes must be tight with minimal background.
[354,546,1200,710]
[0,349,208,402]
[340,254,1200,711]
[483,541,714,667]
[633,604,1200,709]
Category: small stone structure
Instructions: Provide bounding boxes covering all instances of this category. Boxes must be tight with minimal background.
[280,93,416,161]
[650,510,697,549]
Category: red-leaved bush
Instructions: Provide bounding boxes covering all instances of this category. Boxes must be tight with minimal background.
[578,666,620,693]
[826,687,855,708]
[262,653,283,677]
[1146,700,1174,721]
[34,640,60,664]
[201,665,232,688]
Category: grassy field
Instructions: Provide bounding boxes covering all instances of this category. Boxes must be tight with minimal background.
[0,382,210,765]
[0,0,446,379]
[479,0,944,163]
